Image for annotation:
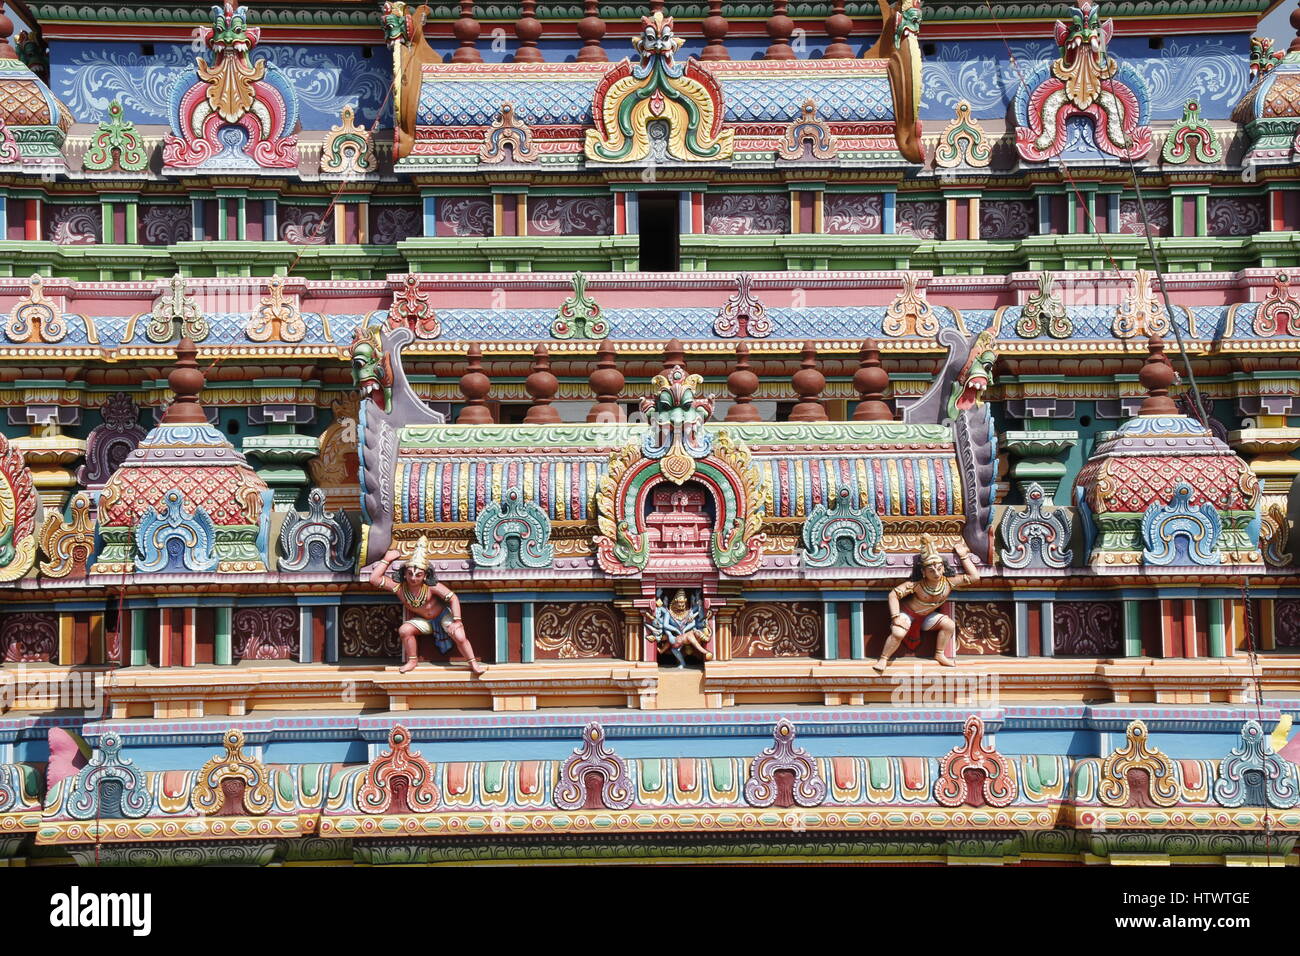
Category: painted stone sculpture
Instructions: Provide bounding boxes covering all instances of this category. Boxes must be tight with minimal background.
[999,482,1074,570]
[0,430,40,582]
[369,534,485,676]
[875,533,980,671]
[643,588,713,667]
[800,483,886,569]
[1014,0,1151,162]
[584,10,734,164]
[471,487,553,570]
[162,0,299,170]
[279,487,354,573]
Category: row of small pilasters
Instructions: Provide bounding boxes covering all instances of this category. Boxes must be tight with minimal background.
[126,600,341,667]
[12,599,344,668]
[818,594,1282,661]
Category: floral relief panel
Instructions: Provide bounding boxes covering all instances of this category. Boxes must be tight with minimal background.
[704,194,789,235]
[528,197,613,237]
[896,200,944,239]
[824,193,883,235]
[436,196,493,237]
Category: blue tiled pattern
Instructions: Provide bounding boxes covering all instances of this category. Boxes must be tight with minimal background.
[418,80,596,127]
[721,77,892,123]
[963,310,996,335]
[1229,303,1261,338]
[416,75,892,128]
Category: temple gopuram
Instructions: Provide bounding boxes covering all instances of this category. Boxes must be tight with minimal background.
[0,0,1297,868]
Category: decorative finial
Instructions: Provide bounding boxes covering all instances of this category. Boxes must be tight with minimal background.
[587,344,625,423]
[524,344,561,424]
[663,338,686,372]
[825,2,854,58]
[765,0,796,60]
[161,337,209,424]
[457,344,494,424]
[1137,335,1178,416]
[852,340,892,421]
[514,0,544,62]
[789,342,828,422]
[577,1,608,62]
[701,0,730,60]
[452,1,483,63]
[0,13,15,60]
[726,342,762,422]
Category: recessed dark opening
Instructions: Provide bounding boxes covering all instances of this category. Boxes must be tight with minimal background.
[1080,415,1092,427]
[226,418,240,436]
[498,403,530,425]
[362,46,374,58]
[638,192,679,272]
[141,43,155,56]
[1148,37,1164,50]
[922,42,937,57]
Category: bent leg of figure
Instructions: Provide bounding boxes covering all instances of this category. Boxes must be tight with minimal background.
[874,624,907,673]
[683,632,713,661]
[398,624,420,673]
[671,645,686,668]
[933,617,957,667]
[445,621,487,677]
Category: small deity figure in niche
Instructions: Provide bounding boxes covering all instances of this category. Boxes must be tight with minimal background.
[874,533,980,672]
[370,534,486,676]
[644,588,714,668]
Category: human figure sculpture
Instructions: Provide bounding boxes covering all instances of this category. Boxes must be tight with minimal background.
[874,533,980,672]
[644,588,714,667]
[370,534,486,676]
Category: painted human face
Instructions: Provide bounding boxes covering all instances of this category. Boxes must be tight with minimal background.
[404,564,426,586]
[923,562,943,583]
[670,590,689,611]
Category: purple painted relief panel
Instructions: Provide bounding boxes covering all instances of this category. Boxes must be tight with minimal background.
[896,200,943,239]
[1119,198,1170,236]
[1053,602,1124,656]
[370,205,422,244]
[436,196,493,237]
[979,199,1035,240]
[46,205,101,244]
[824,193,883,235]
[704,193,789,235]
[528,196,613,237]
[1207,196,1268,237]
[279,206,330,244]
[139,205,192,245]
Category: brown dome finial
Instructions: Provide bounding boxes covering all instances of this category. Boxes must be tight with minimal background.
[1138,335,1178,416]
[789,341,828,422]
[0,14,16,60]
[457,343,494,424]
[524,343,561,424]
[853,340,893,421]
[161,337,209,424]
[725,342,762,422]
[662,338,686,372]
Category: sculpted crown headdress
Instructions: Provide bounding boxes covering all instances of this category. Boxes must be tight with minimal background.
[920,533,944,568]
[410,533,431,571]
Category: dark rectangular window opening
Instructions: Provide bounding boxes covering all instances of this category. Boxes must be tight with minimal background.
[638,192,679,272]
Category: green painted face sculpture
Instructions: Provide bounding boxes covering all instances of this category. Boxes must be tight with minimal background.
[210,1,252,53]
[350,326,392,414]
[947,330,996,420]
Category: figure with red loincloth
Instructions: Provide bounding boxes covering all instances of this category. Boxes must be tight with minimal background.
[370,534,486,677]
[874,533,980,672]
